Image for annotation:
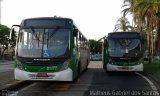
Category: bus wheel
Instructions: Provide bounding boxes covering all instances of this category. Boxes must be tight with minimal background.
[85,60,89,71]
[103,64,107,71]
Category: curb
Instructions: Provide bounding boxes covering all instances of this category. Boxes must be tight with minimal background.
[0,81,23,90]
[0,81,33,96]
[0,61,13,65]
[140,72,160,89]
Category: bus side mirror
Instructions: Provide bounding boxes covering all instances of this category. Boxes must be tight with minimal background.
[9,25,20,40]
[9,28,15,40]
[104,39,108,48]
[73,29,78,37]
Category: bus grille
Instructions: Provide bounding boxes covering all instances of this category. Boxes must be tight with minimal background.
[25,60,64,66]
[17,57,67,66]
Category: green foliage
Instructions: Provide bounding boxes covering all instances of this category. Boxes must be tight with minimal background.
[0,24,16,56]
[122,0,160,63]
[114,16,131,32]
[144,61,160,81]
[0,25,10,45]
[89,39,102,54]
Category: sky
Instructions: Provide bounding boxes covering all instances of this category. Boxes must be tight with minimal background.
[1,0,125,40]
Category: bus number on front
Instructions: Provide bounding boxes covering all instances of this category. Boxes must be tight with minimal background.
[46,66,57,70]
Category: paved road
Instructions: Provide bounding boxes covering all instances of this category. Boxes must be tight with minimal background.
[0,61,13,72]
[3,61,160,96]
[0,61,15,89]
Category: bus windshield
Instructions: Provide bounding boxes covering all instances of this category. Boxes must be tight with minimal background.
[108,38,141,58]
[17,28,70,58]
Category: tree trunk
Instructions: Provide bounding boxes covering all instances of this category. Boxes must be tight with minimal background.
[148,15,152,64]
[158,20,160,57]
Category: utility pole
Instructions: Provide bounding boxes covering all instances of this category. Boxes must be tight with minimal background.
[0,0,2,24]
[0,0,1,24]
[0,0,1,56]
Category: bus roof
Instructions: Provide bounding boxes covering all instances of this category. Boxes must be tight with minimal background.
[21,17,73,28]
[19,17,88,41]
[22,17,72,21]
[108,32,140,39]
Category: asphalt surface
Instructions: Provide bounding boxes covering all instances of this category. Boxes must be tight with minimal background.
[0,61,15,89]
[0,61,13,72]
[1,61,160,96]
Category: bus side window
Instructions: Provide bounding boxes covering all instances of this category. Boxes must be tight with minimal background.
[82,37,84,49]
[80,36,82,48]
[84,39,86,49]
[83,37,85,49]
[79,33,82,48]
[85,39,87,50]
[74,35,77,50]
[81,36,84,49]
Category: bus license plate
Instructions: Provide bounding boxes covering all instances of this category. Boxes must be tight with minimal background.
[122,67,129,71]
[36,73,49,77]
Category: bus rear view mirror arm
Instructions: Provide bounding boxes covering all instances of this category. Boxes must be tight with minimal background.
[9,25,20,39]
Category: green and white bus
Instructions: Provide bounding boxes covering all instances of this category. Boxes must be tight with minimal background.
[10,17,90,81]
[102,32,144,72]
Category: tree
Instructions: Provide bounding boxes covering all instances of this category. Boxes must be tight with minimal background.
[89,39,102,54]
[122,0,160,63]
[0,24,16,57]
[114,16,131,32]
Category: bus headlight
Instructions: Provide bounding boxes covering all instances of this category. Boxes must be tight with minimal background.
[16,59,23,70]
[61,59,70,71]
[109,59,113,64]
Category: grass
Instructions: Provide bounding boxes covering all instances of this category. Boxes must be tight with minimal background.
[144,60,160,81]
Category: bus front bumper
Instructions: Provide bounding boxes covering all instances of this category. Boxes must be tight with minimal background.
[14,68,73,81]
[107,63,143,72]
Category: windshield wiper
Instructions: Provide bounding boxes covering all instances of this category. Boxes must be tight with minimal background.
[29,26,40,47]
[46,26,60,48]
[48,26,60,40]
